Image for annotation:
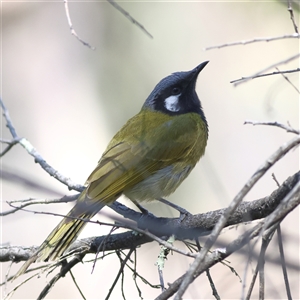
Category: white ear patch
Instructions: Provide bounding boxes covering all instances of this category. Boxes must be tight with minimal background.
[164,94,181,112]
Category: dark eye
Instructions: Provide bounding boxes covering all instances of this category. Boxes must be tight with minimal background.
[171,87,181,95]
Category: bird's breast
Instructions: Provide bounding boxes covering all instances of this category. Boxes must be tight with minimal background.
[123,163,193,202]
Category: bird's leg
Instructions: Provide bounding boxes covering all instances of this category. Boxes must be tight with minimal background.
[131,199,151,215]
[157,198,192,221]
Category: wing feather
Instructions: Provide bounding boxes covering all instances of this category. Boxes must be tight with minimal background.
[84,111,206,204]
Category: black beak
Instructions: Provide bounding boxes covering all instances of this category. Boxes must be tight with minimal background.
[192,61,209,77]
[185,61,209,84]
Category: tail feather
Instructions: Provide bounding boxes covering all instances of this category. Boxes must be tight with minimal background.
[14,202,103,279]
[36,212,93,262]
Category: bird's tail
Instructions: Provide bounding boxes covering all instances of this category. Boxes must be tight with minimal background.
[15,191,103,278]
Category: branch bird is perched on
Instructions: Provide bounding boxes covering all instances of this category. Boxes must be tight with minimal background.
[16,61,209,276]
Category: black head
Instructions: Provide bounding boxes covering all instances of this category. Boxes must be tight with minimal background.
[143,61,208,123]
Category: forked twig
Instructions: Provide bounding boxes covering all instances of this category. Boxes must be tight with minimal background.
[105,249,135,300]
[244,120,300,135]
[231,53,300,86]
[275,67,299,93]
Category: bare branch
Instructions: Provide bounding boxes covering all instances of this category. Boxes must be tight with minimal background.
[37,254,85,300]
[2,171,299,298]
[206,268,220,300]
[5,199,197,259]
[244,120,300,135]
[69,269,87,300]
[0,97,84,192]
[105,249,135,300]
[19,137,84,191]
[156,235,175,291]
[244,223,277,300]
[229,67,299,83]
[2,170,298,264]
[1,194,78,217]
[272,173,281,188]
[277,225,293,300]
[173,134,300,299]
[275,67,300,93]
[204,33,300,50]
[231,53,300,86]
[107,0,153,39]
[156,188,300,300]
[3,273,38,299]
[287,0,299,33]
[0,99,18,139]
[125,249,161,291]
[64,0,95,50]
[0,139,20,157]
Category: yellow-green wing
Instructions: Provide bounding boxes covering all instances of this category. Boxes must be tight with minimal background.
[84,111,207,204]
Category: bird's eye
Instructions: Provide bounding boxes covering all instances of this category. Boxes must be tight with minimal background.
[171,87,181,95]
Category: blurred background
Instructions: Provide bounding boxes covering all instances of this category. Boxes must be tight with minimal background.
[1,1,299,299]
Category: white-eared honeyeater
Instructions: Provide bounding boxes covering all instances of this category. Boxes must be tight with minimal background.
[16,61,209,276]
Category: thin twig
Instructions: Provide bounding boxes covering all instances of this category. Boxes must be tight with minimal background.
[0,97,84,192]
[37,254,84,300]
[287,0,299,33]
[244,120,300,135]
[119,252,127,300]
[245,253,258,300]
[4,273,38,299]
[250,180,300,270]
[0,139,20,157]
[275,67,300,93]
[132,250,143,299]
[1,195,78,216]
[231,53,300,86]
[272,173,281,188]
[206,268,220,300]
[258,225,277,300]
[194,239,220,300]
[91,226,118,274]
[243,150,300,299]
[69,269,87,300]
[156,235,175,291]
[204,33,300,50]
[0,99,18,138]
[230,68,299,82]
[64,0,95,49]
[107,0,153,39]
[4,261,13,296]
[19,137,85,191]
[277,225,292,300]
[117,222,196,258]
[158,269,164,292]
[105,249,134,300]
[124,255,161,290]
[0,138,15,144]
[6,200,196,261]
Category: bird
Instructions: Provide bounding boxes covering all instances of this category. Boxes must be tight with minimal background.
[16,61,209,277]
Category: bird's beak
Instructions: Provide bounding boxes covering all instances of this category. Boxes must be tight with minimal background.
[192,61,209,77]
[185,61,209,85]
